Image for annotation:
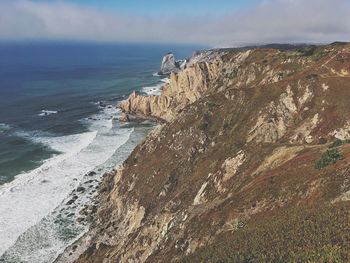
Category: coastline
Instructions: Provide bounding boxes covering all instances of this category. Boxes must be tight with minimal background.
[53,65,174,263]
[0,112,155,262]
[0,43,202,262]
[54,123,156,263]
[53,52,187,262]
[56,43,350,263]
[53,48,219,262]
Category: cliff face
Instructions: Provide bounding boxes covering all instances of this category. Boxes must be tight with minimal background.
[119,51,224,121]
[73,43,350,263]
[119,47,316,122]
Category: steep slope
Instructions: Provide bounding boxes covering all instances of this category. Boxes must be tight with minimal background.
[73,42,350,263]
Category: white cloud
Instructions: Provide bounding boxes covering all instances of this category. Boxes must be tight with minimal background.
[0,0,349,46]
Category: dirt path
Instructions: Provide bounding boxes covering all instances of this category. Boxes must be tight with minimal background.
[320,50,350,78]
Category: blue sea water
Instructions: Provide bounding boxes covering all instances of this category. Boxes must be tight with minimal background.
[0,42,201,262]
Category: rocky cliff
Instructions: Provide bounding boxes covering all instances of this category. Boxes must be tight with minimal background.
[119,50,224,121]
[68,42,350,263]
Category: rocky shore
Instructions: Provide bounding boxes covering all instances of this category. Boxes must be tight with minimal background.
[60,43,350,263]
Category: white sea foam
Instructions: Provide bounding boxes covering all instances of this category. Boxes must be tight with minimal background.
[38,110,58,117]
[160,77,170,84]
[0,106,133,258]
[141,82,164,96]
[35,132,97,154]
[1,124,147,263]
[0,123,11,133]
[142,72,169,96]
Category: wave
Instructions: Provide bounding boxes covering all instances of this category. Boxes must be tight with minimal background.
[0,105,134,259]
[141,83,164,96]
[38,110,58,117]
[160,77,170,84]
[82,105,121,131]
[144,72,170,96]
[0,123,11,133]
[36,131,98,154]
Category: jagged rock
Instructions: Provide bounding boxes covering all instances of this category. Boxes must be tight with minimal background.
[119,112,130,122]
[119,51,223,121]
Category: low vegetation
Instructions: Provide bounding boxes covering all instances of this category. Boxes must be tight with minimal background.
[314,140,347,170]
[329,139,350,149]
[180,203,350,263]
[315,148,343,170]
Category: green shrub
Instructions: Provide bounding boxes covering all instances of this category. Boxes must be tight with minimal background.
[329,139,350,149]
[315,148,343,170]
[330,139,344,148]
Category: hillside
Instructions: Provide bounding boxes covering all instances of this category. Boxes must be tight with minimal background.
[69,42,350,263]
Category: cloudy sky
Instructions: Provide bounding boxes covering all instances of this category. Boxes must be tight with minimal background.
[0,0,349,46]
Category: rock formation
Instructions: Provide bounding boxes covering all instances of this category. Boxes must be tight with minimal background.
[158,52,186,75]
[62,42,350,263]
[118,112,130,122]
[119,50,224,121]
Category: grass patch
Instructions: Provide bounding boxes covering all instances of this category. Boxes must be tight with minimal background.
[179,204,350,263]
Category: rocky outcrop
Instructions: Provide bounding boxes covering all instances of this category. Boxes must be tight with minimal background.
[118,91,172,121]
[69,43,350,263]
[119,50,224,121]
[159,53,178,75]
[119,47,316,123]
[118,112,130,122]
[158,52,186,75]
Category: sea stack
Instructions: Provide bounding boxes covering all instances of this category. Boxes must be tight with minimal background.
[158,52,178,75]
[158,52,186,75]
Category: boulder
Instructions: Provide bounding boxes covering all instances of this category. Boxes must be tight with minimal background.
[77,186,86,193]
[85,171,96,177]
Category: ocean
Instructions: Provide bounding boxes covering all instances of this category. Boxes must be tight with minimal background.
[0,42,200,262]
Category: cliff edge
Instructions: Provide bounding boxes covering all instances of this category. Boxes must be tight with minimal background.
[67,42,350,263]
[119,50,223,121]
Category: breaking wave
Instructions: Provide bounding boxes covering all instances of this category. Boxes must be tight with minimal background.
[0,105,134,261]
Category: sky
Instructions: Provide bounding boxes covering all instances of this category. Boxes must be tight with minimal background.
[0,0,349,47]
[59,0,259,15]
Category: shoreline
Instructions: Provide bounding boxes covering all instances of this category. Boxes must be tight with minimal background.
[0,94,158,262]
[53,121,157,263]
[0,43,200,262]
[53,93,166,262]
[55,42,350,263]
[53,49,218,262]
